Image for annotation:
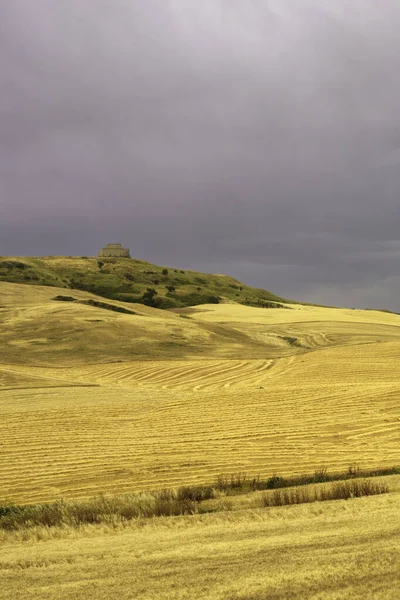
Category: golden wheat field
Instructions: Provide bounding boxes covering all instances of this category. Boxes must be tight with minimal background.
[1,486,400,600]
[1,281,400,504]
[1,281,400,598]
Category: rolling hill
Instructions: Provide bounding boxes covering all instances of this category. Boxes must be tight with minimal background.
[1,279,400,504]
[2,274,400,599]
[0,255,288,309]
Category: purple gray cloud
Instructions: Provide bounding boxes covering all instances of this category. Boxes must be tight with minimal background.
[1,1,400,309]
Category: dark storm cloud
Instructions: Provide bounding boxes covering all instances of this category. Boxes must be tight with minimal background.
[1,1,400,309]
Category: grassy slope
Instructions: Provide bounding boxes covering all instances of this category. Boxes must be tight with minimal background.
[2,281,400,366]
[0,255,288,308]
[0,281,296,366]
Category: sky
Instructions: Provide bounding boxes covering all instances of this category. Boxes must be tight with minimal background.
[1,1,400,310]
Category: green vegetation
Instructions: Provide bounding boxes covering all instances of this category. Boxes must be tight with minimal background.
[52,295,136,314]
[0,255,289,309]
[282,335,300,346]
[241,299,289,309]
[80,299,136,315]
[52,295,77,302]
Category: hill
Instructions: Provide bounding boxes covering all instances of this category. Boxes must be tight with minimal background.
[0,255,288,309]
[1,280,400,367]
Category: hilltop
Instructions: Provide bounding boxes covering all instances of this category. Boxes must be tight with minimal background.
[0,255,288,309]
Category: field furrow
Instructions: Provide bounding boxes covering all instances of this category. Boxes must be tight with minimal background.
[1,344,399,503]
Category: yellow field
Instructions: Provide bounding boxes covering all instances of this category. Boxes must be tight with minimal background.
[1,282,400,504]
[1,484,400,599]
[1,281,400,598]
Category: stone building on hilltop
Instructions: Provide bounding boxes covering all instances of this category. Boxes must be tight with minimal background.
[99,243,131,258]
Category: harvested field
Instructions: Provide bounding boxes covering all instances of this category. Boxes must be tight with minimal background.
[0,298,400,502]
[1,488,400,600]
[1,281,400,599]
[1,282,400,504]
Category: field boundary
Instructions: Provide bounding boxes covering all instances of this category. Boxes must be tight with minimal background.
[1,465,397,530]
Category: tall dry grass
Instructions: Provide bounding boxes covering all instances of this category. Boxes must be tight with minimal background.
[215,465,398,494]
[0,489,206,531]
[0,469,392,531]
[261,478,389,507]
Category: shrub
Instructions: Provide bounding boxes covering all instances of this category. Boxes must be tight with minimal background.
[52,295,77,302]
[241,300,287,309]
[153,296,181,309]
[162,269,168,276]
[113,293,142,304]
[313,468,329,483]
[142,288,158,307]
[266,475,288,489]
[81,299,136,315]
[0,260,29,270]
[177,293,220,307]
[283,336,299,346]
[177,486,215,502]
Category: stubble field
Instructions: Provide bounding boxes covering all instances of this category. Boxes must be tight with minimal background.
[1,487,400,600]
[1,281,400,598]
[1,282,400,503]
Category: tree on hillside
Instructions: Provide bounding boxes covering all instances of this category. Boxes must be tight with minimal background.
[142,288,158,307]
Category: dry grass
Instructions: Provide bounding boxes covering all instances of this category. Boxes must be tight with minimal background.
[261,478,389,507]
[1,487,400,599]
[1,471,393,531]
[2,281,400,366]
[0,490,202,531]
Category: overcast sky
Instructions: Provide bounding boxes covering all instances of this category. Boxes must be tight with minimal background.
[1,1,400,310]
